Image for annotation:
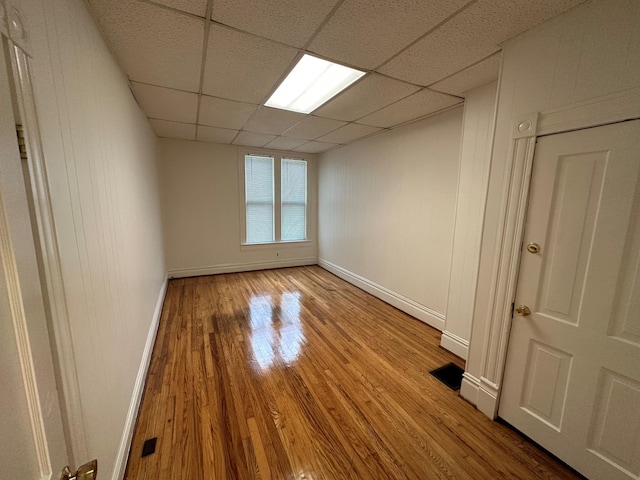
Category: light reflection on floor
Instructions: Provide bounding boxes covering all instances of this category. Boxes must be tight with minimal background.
[248,291,306,372]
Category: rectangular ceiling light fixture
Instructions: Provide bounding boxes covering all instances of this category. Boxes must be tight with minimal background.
[265,54,365,114]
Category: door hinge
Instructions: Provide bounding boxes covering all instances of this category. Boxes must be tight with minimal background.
[16,124,28,160]
[511,302,515,317]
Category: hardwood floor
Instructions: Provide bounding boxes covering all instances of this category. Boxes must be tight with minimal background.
[124,266,580,479]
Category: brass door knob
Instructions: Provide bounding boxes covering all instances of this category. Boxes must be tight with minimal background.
[515,305,531,316]
[527,243,541,254]
[60,460,97,480]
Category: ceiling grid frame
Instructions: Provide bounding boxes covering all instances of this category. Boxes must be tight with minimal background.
[88,0,587,152]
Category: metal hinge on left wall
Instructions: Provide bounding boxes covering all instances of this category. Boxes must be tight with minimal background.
[16,124,28,160]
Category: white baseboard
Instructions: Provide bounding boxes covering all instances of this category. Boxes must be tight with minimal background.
[112,276,168,480]
[168,257,318,278]
[460,372,480,406]
[459,372,500,419]
[440,330,469,360]
[317,259,445,331]
[477,377,500,420]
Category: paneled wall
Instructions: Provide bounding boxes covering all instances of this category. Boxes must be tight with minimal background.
[159,139,318,276]
[442,81,498,359]
[465,0,640,412]
[20,0,166,476]
[318,108,463,330]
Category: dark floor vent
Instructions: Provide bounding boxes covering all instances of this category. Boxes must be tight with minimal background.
[429,363,464,391]
[141,437,157,457]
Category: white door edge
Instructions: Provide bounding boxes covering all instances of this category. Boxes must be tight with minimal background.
[472,86,640,419]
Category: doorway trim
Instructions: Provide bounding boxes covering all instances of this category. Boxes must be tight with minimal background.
[1,0,88,465]
[465,85,640,419]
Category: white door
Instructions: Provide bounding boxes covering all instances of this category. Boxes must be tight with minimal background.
[500,120,640,480]
[0,25,69,479]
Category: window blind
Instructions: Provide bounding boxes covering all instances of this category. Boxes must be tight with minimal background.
[281,159,307,241]
[245,155,274,243]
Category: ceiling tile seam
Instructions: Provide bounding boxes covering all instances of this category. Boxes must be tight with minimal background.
[423,87,464,101]
[296,138,340,151]
[130,80,202,96]
[426,50,502,89]
[198,123,238,133]
[208,19,306,52]
[208,17,379,75]
[148,117,197,126]
[309,74,426,122]
[387,102,464,131]
[319,128,384,146]
[373,71,433,90]
[278,114,346,140]
[300,0,347,51]
[370,0,480,79]
[277,119,370,141]
[336,87,438,126]
[241,124,298,137]
[198,93,259,107]
[141,0,207,20]
[315,144,342,154]
[195,0,215,141]
[299,49,375,75]
[300,72,374,119]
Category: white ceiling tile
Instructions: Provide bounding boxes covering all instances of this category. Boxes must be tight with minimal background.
[91,0,203,92]
[308,0,472,69]
[243,107,306,135]
[317,123,383,144]
[379,0,584,86]
[284,116,347,140]
[131,82,198,123]
[197,125,238,144]
[150,119,196,140]
[199,96,258,130]
[293,141,339,154]
[211,0,339,48]
[233,131,277,148]
[263,136,309,151]
[358,89,462,128]
[430,53,501,96]
[152,0,207,17]
[314,74,420,121]
[202,24,298,103]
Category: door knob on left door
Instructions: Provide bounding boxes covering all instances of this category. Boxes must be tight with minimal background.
[515,305,531,316]
[60,459,97,480]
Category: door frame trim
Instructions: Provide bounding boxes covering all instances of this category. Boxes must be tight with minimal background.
[1,0,88,465]
[0,140,52,480]
[467,85,640,418]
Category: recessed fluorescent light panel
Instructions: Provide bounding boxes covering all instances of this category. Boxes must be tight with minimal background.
[265,54,365,114]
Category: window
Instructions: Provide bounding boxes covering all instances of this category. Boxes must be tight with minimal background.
[281,159,307,241]
[244,155,274,243]
[243,154,308,244]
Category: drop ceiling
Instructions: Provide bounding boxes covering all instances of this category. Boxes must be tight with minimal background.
[88,0,584,154]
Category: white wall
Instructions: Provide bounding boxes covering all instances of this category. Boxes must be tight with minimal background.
[318,107,463,330]
[159,139,318,276]
[18,0,166,476]
[441,82,498,359]
[464,0,640,412]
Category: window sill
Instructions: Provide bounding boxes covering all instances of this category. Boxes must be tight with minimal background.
[240,239,313,251]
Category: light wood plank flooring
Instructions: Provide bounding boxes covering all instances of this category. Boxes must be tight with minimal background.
[124,266,581,479]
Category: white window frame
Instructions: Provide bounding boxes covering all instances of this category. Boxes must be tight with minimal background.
[239,148,312,247]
